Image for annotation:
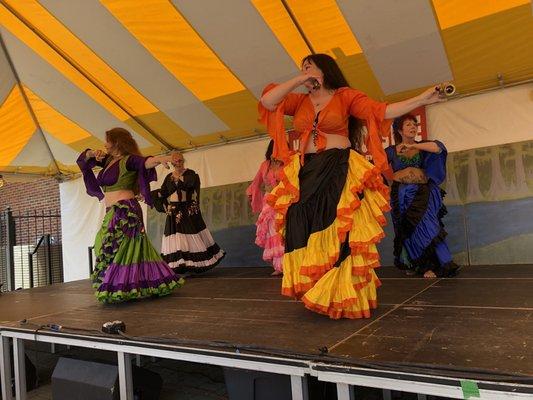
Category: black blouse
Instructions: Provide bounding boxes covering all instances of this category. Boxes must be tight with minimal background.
[160,169,200,202]
[152,169,201,213]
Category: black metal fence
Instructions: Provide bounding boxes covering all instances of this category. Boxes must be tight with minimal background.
[0,207,63,291]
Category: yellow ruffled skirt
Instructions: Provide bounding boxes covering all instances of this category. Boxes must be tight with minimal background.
[267,148,389,319]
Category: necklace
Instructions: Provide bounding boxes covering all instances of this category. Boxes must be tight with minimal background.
[172,169,185,182]
[311,89,334,109]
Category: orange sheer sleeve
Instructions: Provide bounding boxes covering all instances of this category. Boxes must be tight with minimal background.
[340,88,392,172]
[258,84,305,163]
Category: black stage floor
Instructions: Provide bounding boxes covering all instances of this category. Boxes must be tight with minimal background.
[1,265,532,384]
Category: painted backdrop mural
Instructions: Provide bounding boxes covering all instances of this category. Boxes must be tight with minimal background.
[147,139,533,267]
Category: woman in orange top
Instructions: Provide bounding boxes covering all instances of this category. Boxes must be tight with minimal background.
[260,54,443,319]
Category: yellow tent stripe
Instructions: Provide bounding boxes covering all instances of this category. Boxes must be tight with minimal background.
[285,0,362,57]
[0,86,36,166]
[3,0,158,116]
[0,4,161,146]
[101,0,245,101]
[440,4,533,93]
[23,85,92,145]
[251,0,310,66]
[0,4,127,120]
[432,0,529,29]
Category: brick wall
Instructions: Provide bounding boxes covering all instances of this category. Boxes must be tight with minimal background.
[0,177,63,289]
[0,177,60,214]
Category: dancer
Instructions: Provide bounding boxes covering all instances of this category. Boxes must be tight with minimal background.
[260,53,444,319]
[246,140,284,275]
[77,127,183,303]
[152,151,225,274]
[386,114,459,278]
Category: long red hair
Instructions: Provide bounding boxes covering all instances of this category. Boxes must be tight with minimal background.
[105,127,141,156]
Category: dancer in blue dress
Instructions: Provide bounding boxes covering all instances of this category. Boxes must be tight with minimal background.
[386,114,459,278]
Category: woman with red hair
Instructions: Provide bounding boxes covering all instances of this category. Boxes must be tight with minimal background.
[77,127,183,303]
[386,114,459,278]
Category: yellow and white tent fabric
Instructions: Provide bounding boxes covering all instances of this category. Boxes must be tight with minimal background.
[1,0,532,177]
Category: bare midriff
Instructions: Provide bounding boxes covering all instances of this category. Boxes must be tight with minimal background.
[393,167,428,184]
[303,133,351,154]
[104,189,135,208]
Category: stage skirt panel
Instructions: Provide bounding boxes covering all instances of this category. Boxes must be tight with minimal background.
[390,181,459,277]
[92,199,183,303]
[161,201,225,273]
[267,148,390,319]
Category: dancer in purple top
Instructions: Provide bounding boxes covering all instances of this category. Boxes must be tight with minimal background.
[77,127,183,302]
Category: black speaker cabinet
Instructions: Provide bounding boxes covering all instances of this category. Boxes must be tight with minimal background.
[52,357,118,400]
[51,357,162,400]
[223,367,292,400]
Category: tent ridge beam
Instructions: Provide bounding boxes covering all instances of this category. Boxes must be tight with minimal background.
[280,0,315,55]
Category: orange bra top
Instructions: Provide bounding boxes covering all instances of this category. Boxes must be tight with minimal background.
[258,84,391,171]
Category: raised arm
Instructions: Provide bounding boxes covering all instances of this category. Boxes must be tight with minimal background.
[385,87,443,119]
[260,75,308,111]
[258,79,307,162]
[124,154,164,207]
[398,141,443,154]
[76,149,107,200]
[411,141,442,153]
[144,154,172,169]
[80,149,108,167]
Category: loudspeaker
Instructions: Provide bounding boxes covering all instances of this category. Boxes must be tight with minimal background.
[223,367,292,400]
[51,357,162,400]
[52,358,118,400]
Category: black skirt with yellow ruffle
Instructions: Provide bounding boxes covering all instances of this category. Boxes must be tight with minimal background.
[267,148,390,319]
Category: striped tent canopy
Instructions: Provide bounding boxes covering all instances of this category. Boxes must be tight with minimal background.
[1,0,532,178]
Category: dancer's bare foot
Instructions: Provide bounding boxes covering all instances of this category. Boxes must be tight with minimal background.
[423,270,437,279]
[271,270,283,276]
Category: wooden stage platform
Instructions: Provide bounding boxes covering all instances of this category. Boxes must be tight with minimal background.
[1,265,532,399]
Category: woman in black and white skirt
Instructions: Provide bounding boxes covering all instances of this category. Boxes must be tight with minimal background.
[153,151,225,274]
